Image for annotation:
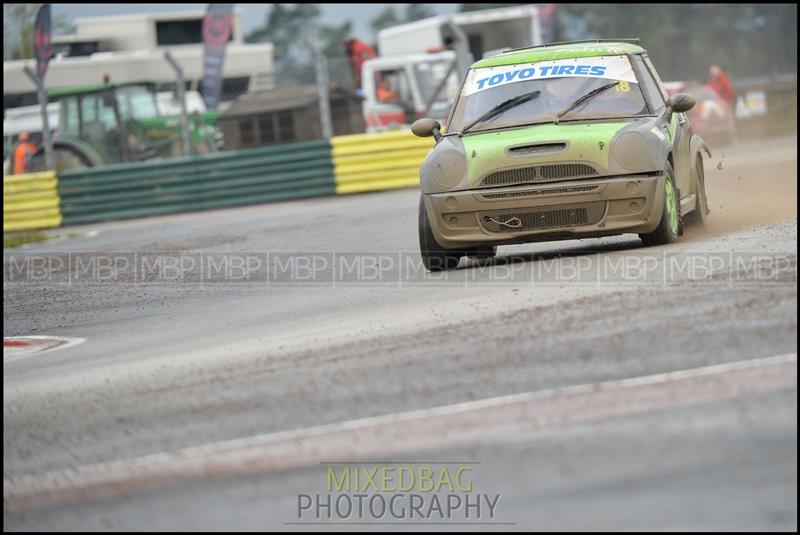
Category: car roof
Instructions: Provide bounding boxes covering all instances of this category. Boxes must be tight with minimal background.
[471,41,646,69]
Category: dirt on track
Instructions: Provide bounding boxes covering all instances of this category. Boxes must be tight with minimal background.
[3,134,797,531]
[685,134,797,239]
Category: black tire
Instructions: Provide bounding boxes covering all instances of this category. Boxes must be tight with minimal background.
[639,162,680,246]
[30,145,94,173]
[418,195,463,271]
[685,155,709,227]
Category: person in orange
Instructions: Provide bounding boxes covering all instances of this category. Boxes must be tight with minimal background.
[708,65,734,106]
[13,132,38,175]
[343,38,377,90]
[377,78,398,103]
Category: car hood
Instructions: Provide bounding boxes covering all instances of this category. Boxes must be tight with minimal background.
[462,120,633,187]
[420,117,673,193]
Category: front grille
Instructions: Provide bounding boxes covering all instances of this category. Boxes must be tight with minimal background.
[481,184,599,200]
[479,201,605,233]
[480,163,598,187]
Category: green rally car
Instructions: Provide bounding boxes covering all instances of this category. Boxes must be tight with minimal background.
[412,40,711,271]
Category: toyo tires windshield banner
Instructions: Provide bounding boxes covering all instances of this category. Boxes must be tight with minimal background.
[201,3,234,110]
[463,56,638,96]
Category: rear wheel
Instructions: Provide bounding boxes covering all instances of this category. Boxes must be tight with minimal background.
[685,155,709,227]
[418,195,463,271]
[639,162,680,246]
[30,145,95,173]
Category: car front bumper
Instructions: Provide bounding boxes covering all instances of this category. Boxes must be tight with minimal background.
[424,173,667,249]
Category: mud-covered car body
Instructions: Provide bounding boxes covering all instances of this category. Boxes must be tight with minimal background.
[414,41,710,269]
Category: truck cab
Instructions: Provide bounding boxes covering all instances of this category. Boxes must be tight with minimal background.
[359,5,542,132]
[361,51,460,132]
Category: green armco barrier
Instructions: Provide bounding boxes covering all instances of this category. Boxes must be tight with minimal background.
[58,140,335,225]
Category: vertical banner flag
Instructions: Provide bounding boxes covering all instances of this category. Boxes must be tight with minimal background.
[201,3,234,110]
[34,4,54,79]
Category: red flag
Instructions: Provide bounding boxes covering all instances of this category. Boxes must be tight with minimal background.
[34,4,55,79]
[201,4,234,110]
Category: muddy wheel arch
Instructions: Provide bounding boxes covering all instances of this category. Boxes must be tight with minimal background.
[688,134,712,196]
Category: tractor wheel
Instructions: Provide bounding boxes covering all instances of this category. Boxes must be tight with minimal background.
[30,145,95,173]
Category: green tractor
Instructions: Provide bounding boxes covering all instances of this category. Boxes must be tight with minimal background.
[31,81,221,172]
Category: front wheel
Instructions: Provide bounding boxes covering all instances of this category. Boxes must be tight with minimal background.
[639,163,680,246]
[418,195,463,271]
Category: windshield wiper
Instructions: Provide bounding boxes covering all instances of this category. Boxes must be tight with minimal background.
[461,90,541,134]
[553,81,620,124]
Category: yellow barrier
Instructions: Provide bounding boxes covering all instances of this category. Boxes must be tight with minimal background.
[3,171,62,232]
[331,130,434,195]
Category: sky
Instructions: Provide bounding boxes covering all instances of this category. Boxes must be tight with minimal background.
[50,4,462,43]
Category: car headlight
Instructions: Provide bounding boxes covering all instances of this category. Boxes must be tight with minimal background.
[420,137,467,192]
[610,131,649,171]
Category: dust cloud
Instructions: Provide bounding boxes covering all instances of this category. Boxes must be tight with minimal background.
[684,135,797,240]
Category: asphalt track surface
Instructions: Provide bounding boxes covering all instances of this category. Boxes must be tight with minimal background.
[4,135,797,531]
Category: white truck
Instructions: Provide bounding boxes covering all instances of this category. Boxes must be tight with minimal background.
[361,5,543,132]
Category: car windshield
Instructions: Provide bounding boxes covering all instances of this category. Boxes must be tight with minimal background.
[448,55,650,134]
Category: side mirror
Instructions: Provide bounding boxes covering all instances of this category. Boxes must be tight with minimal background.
[411,118,442,141]
[666,93,696,113]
